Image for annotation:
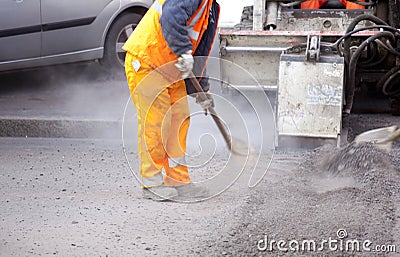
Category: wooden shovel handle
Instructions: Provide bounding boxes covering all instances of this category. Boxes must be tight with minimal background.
[188,73,232,151]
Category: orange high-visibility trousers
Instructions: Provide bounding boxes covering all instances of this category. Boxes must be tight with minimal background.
[300,0,328,9]
[339,0,365,9]
[125,52,191,188]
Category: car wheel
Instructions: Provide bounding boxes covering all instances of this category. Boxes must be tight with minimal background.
[101,12,143,72]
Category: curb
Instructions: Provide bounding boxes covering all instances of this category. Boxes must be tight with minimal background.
[0,117,122,139]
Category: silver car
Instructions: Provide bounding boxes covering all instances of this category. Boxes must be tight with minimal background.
[0,0,153,73]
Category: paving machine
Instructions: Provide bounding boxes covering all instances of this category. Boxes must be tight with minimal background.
[219,0,400,146]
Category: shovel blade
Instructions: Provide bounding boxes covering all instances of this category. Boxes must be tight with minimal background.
[230,137,253,156]
[354,125,400,152]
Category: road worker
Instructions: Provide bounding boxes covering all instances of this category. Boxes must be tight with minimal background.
[300,0,328,9]
[339,0,365,9]
[301,0,365,9]
[123,0,219,201]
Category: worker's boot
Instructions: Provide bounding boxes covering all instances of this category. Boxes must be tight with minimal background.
[175,183,209,198]
[142,185,178,201]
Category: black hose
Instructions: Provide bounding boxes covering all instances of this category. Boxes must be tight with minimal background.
[359,48,389,68]
[343,15,389,65]
[357,41,378,67]
[378,66,400,96]
[375,39,400,57]
[343,15,390,116]
[335,25,398,47]
[357,41,391,68]
[329,25,397,58]
[383,71,400,96]
[286,25,397,56]
[344,31,395,114]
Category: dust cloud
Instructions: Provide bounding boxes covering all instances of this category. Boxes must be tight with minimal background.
[30,63,129,139]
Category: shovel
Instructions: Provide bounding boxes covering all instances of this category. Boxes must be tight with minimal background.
[354,125,400,152]
[188,72,251,156]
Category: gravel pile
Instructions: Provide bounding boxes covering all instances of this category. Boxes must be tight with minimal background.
[317,142,391,176]
[201,143,400,256]
[315,142,400,197]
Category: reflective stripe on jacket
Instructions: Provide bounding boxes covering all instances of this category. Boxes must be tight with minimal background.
[185,0,219,94]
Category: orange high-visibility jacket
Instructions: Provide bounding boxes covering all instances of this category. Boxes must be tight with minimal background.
[301,0,365,9]
[300,0,328,9]
[339,0,365,9]
[123,0,217,80]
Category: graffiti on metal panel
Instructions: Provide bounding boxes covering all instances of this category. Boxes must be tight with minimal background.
[307,84,342,106]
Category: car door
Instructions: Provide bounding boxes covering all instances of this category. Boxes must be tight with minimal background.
[40,0,113,57]
[0,0,41,63]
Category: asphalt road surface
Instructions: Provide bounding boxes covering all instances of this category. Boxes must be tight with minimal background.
[0,65,400,256]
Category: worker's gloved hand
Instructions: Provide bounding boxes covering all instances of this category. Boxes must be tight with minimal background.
[175,50,194,79]
[196,92,214,115]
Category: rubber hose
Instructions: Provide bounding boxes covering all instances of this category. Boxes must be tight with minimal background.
[383,71,400,96]
[357,40,392,68]
[343,15,389,115]
[378,66,400,96]
[375,39,400,57]
[357,41,378,67]
[344,14,388,65]
[333,25,397,56]
[359,47,389,68]
[344,31,395,114]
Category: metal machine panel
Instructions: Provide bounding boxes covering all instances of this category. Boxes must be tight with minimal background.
[219,33,308,91]
[277,54,344,139]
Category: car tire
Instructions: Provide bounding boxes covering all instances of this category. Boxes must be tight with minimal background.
[100,12,143,76]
